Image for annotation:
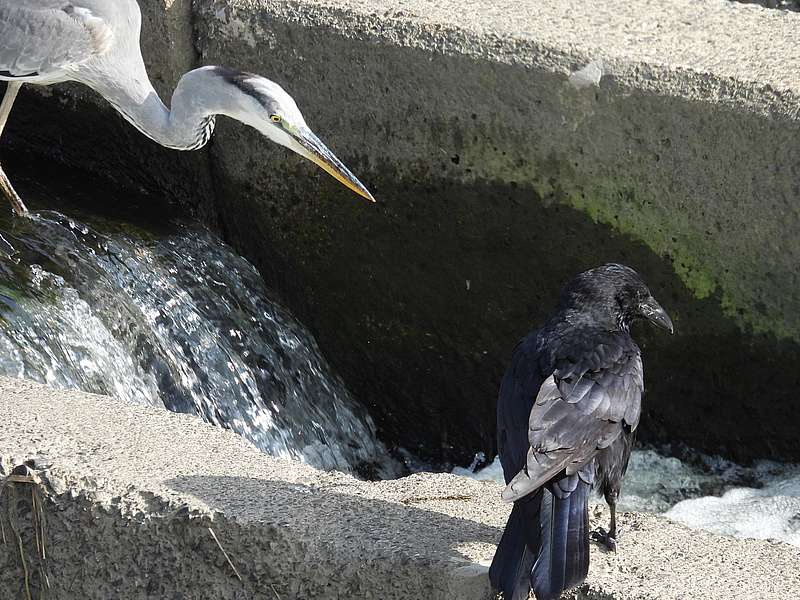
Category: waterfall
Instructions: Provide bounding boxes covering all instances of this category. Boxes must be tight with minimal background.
[0,210,397,479]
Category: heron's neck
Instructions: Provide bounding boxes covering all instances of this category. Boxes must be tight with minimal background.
[97,67,228,151]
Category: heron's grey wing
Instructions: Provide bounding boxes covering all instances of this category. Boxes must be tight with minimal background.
[501,335,643,502]
[0,2,113,77]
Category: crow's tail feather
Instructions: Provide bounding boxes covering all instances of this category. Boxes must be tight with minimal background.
[531,479,591,600]
[489,490,542,600]
[490,480,590,600]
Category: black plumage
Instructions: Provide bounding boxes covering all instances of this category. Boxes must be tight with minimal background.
[489,264,673,600]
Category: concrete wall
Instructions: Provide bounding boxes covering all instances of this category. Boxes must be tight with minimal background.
[192,0,800,464]
[4,0,800,462]
[1,377,798,599]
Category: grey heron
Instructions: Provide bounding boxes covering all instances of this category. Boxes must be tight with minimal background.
[0,0,375,216]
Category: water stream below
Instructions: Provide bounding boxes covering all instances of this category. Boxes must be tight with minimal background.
[0,200,397,478]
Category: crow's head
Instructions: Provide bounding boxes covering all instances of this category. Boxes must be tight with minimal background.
[558,263,674,334]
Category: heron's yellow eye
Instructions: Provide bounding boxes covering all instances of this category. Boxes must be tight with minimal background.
[270,114,282,123]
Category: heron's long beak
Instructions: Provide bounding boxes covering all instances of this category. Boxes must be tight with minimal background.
[640,298,674,334]
[292,127,375,202]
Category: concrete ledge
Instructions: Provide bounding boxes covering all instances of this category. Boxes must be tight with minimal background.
[1,377,798,599]
[202,0,800,117]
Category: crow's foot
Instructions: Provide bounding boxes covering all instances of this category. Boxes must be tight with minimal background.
[590,527,617,552]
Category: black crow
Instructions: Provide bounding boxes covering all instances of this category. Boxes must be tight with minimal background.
[489,264,673,600]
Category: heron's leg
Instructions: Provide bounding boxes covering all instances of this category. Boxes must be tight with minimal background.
[0,168,28,216]
[0,82,28,216]
[0,81,21,137]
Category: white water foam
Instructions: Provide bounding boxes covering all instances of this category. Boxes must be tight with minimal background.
[666,461,800,546]
[453,450,800,547]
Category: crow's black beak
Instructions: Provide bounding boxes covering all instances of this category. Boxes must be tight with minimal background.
[640,298,674,334]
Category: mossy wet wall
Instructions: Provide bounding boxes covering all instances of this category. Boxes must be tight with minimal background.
[3,1,799,465]
[196,3,800,464]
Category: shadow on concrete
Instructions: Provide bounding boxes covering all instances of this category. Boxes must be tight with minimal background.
[222,168,800,467]
[166,474,499,597]
[167,473,501,551]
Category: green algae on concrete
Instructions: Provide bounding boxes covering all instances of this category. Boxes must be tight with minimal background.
[194,1,800,463]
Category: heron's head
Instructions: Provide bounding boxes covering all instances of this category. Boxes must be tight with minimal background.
[558,263,674,334]
[214,67,374,202]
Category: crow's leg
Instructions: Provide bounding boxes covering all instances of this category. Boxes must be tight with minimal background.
[590,491,618,552]
[608,493,618,541]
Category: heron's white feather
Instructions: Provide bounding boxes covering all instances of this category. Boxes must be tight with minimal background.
[64,6,115,56]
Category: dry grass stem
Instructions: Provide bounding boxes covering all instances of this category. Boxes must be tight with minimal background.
[208,527,242,581]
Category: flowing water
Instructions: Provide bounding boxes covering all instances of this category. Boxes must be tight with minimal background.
[5,170,798,547]
[453,449,800,547]
[0,202,397,478]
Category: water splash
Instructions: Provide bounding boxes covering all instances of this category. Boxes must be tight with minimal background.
[666,460,800,546]
[453,448,800,546]
[0,211,397,478]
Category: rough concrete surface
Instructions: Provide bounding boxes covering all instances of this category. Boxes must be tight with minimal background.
[204,0,800,114]
[4,1,800,464]
[193,0,800,463]
[1,377,798,599]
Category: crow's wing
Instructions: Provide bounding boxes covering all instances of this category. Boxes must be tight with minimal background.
[502,333,643,502]
[0,2,113,78]
[496,330,548,486]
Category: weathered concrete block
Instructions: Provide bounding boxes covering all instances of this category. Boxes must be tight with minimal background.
[1,378,798,599]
